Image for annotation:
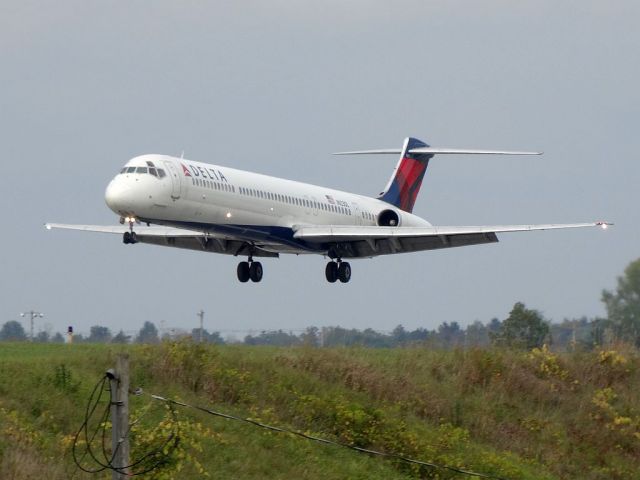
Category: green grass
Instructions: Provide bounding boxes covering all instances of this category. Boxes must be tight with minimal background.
[0,342,639,479]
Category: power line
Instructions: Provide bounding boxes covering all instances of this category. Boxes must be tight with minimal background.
[148,393,509,480]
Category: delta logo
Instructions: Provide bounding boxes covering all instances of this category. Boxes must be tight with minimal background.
[181,162,229,183]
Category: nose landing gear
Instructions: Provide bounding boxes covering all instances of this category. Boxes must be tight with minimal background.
[237,257,263,283]
[123,231,138,244]
[122,217,138,244]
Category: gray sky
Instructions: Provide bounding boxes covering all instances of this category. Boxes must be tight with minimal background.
[1,1,637,337]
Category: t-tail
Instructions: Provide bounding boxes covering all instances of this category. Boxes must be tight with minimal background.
[334,137,542,213]
[378,137,432,213]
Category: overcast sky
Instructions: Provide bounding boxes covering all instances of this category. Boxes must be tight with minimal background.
[1,1,637,338]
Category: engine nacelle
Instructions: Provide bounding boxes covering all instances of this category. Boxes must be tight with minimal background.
[377,209,401,227]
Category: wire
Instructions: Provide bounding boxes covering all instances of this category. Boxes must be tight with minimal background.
[148,393,509,480]
[72,374,180,477]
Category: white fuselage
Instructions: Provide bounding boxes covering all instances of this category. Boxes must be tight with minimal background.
[104,154,431,255]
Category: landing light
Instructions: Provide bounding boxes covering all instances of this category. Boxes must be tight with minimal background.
[597,222,611,230]
[226,212,232,219]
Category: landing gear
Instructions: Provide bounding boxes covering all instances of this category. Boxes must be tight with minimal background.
[338,261,351,283]
[123,231,138,244]
[237,261,250,282]
[249,262,263,282]
[325,262,338,283]
[237,258,263,283]
[325,260,351,283]
[123,217,138,245]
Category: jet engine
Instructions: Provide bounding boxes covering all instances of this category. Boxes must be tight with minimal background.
[377,209,401,227]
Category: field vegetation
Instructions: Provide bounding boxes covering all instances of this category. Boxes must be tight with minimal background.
[0,342,639,479]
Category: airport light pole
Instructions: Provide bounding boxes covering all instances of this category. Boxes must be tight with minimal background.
[20,310,44,342]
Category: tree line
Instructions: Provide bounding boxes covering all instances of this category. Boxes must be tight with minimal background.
[3,257,640,350]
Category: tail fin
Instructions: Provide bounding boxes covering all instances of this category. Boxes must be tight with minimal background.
[378,137,432,213]
[333,137,542,213]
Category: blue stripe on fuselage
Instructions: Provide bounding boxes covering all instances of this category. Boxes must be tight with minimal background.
[140,219,323,253]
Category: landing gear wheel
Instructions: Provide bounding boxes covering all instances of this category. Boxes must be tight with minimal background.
[123,231,138,244]
[249,262,263,283]
[338,262,351,283]
[325,262,338,283]
[237,262,250,283]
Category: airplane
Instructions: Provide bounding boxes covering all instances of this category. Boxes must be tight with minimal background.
[45,136,610,284]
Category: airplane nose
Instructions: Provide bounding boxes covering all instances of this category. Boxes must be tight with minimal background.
[105,178,134,214]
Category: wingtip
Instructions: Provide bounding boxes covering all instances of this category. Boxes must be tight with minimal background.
[596,221,614,230]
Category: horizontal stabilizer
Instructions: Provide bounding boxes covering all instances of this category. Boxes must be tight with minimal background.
[334,148,542,156]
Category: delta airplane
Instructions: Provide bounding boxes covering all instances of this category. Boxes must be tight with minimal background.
[46,137,610,284]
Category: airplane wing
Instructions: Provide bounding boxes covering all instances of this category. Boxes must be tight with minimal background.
[293,222,610,258]
[45,223,206,237]
[44,223,280,257]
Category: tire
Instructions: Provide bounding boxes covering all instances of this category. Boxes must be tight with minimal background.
[325,262,338,283]
[130,231,138,244]
[338,262,351,283]
[123,232,131,244]
[237,262,250,282]
[249,262,263,283]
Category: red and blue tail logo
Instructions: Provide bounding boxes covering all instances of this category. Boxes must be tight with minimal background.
[378,137,432,213]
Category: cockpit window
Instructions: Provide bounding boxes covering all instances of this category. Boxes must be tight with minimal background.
[121,165,166,178]
[146,161,155,167]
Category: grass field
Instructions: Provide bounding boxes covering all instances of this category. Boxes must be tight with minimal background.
[0,342,638,479]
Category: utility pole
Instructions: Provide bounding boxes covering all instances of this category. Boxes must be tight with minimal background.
[197,309,205,343]
[20,310,44,341]
[107,354,130,480]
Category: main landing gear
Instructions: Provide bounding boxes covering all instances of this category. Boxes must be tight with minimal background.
[325,260,351,283]
[237,257,263,283]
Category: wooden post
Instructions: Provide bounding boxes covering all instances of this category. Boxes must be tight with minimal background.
[109,354,130,480]
[197,309,205,343]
